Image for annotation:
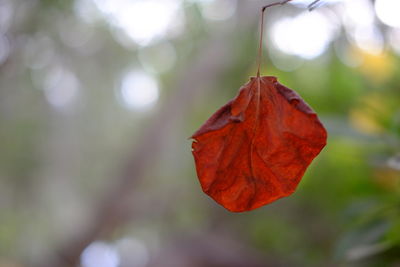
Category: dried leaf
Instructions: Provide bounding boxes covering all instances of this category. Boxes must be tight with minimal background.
[191,76,327,212]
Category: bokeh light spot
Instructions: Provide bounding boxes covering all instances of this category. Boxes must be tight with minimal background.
[93,0,182,46]
[81,241,120,267]
[343,0,375,27]
[120,71,159,111]
[43,66,79,110]
[342,0,384,55]
[375,0,400,28]
[270,11,336,59]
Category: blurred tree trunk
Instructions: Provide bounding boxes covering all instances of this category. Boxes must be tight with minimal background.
[37,1,264,266]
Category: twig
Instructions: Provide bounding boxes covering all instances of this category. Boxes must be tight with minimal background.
[308,0,322,10]
[262,0,293,11]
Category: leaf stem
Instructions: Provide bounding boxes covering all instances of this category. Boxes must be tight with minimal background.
[256,0,293,77]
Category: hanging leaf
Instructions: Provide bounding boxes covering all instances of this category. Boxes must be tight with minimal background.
[191,1,328,212]
[191,76,327,212]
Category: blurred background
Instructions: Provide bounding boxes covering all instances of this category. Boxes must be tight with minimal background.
[0,0,399,266]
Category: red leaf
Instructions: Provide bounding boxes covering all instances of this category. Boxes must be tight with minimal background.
[191,76,327,212]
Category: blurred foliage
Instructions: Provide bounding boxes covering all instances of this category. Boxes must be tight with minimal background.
[0,0,399,266]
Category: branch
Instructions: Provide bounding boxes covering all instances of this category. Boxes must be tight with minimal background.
[262,0,322,11]
[262,0,293,11]
[308,0,322,10]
